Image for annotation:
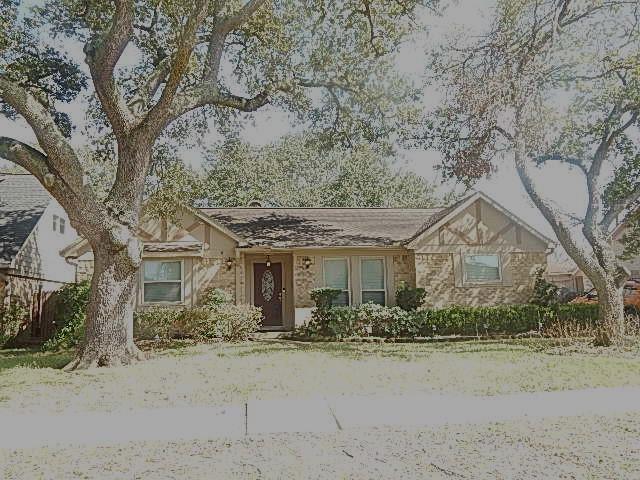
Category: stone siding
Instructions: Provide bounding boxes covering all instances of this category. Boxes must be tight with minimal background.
[392,253,416,291]
[294,255,318,308]
[198,257,237,303]
[415,252,546,308]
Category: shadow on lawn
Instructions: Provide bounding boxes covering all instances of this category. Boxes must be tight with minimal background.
[235,339,544,361]
[0,348,73,371]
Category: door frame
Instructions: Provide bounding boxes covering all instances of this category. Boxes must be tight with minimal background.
[248,254,294,331]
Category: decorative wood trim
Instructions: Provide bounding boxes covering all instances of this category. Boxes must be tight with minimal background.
[204,224,211,247]
[438,226,445,245]
[446,225,476,245]
[516,225,522,245]
[486,222,515,244]
[160,218,168,241]
[475,200,482,244]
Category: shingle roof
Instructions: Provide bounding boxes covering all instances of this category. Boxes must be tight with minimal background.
[201,207,445,248]
[0,174,51,264]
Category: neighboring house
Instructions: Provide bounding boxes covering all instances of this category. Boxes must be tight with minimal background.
[545,256,593,293]
[62,191,553,330]
[0,174,79,339]
[612,219,640,279]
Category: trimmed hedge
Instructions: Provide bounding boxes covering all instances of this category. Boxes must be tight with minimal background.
[300,303,600,339]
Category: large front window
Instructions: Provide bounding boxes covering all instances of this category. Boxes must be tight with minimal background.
[361,258,386,305]
[463,254,501,283]
[143,260,183,303]
[323,258,350,306]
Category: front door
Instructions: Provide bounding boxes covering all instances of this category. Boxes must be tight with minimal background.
[253,262,283,327]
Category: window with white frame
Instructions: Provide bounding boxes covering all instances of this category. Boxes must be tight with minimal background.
[143,260,183,303]
[463,254,501,283]
[52,214,66,234]
[361,258,386,305]
[323,258,350,306]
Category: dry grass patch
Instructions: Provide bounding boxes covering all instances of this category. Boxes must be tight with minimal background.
[0,339,639,414]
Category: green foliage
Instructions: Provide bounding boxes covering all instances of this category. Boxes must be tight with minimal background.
[214,304,263,342]
[529,268,560,306]
[395,282,426,311]
[42,282,90,351]
[134,307,183,341]
[200,288,233,308]
[0,301,28,347]
[203,136,445,208]
[310,288,343,310]
[298,303,600,339]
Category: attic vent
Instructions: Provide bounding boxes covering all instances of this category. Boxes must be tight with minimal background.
[247,200,264,207]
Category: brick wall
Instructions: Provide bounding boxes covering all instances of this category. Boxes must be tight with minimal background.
[392,253,416,291]
[415,252,546,307]
[199,257,237,303]
[294,255,318,308]
[76,259,94,282]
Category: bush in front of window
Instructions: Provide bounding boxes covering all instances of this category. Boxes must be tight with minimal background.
[310,288,343,310]
[134,307,183,340]
[295,303,601,340]
[395,282,427,311]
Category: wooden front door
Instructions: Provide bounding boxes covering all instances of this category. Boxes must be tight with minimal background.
[253,262,283,327]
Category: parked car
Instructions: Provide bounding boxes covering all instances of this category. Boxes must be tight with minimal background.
[570,279,640,313]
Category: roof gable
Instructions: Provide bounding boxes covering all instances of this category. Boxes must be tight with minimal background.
[0,174,52,264]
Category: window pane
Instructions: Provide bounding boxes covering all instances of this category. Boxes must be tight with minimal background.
[362,291,385,306]
[144,261,181,281]
[324,259,348,289]
[361,259,384,290]
[144,282,181,302]
[59,218,66,234]
[333,291,350,306]
[464,255,500,282]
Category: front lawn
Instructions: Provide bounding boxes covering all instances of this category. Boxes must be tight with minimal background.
[1,339,639,414]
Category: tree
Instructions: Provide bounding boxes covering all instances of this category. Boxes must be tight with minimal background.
[202,134,446,207]
[0,0,433,368]
[426,0,639,344]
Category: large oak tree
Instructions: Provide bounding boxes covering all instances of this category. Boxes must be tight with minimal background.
[427,0,639,344]
[0,0,433,368]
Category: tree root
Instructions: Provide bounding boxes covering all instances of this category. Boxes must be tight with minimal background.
[63,343,147,371]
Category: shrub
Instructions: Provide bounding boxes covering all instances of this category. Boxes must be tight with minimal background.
[395,282,426,311]
[296,302,601,340]
[134,307,182,340]
[200,287,232,308]
[0,301,28,347]
[310,288,343,310]
[214,304,262,341]
[42,281,90,351]
[529,268,560,306]
[173,306,218,340]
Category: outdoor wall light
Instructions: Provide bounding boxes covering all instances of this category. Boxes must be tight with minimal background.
[266,255,271,267]
[225,257,234,270]
[303,257,312,269]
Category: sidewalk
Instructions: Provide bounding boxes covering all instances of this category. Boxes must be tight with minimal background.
[2,386,640,449]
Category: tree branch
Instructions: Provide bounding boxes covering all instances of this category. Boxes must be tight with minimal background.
[601,185,640,229]
[532,153,588,174]
[142,0,211,136]
[84,0,135,135]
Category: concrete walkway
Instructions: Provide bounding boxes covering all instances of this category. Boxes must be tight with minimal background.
[2,386,640,449]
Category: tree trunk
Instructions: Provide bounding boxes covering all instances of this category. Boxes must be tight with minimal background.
[64,232,145,370]
[593,279,626,346]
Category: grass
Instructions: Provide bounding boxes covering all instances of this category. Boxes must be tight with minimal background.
[1,338,639,414]
[5,414,640,479]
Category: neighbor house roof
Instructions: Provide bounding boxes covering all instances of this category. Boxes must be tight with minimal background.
[0,174,51,265]
[201,207,444,248]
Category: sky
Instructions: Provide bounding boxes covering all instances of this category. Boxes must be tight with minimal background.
[0,0,596,247]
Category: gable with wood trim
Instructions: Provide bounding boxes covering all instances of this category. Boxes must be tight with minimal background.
[61,192,553,330]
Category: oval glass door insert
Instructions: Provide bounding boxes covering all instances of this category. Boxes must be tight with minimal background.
[261,270,275,301]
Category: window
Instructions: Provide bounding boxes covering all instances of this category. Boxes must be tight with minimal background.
[59,217,66,234]
[463,254,501,283]
[323,258,350,306]
[52,215,66,234]
[361,258,386,305]
[143,260,183,303]
[52,215,58,232]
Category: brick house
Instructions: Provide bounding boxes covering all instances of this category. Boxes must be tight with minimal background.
[61,191,553,330]
[0,174,79,339]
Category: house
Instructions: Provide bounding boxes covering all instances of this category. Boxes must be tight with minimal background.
[0,174,79,339]
[545,255,593,293]
[61,191,553,330]
[612,219,640,279]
